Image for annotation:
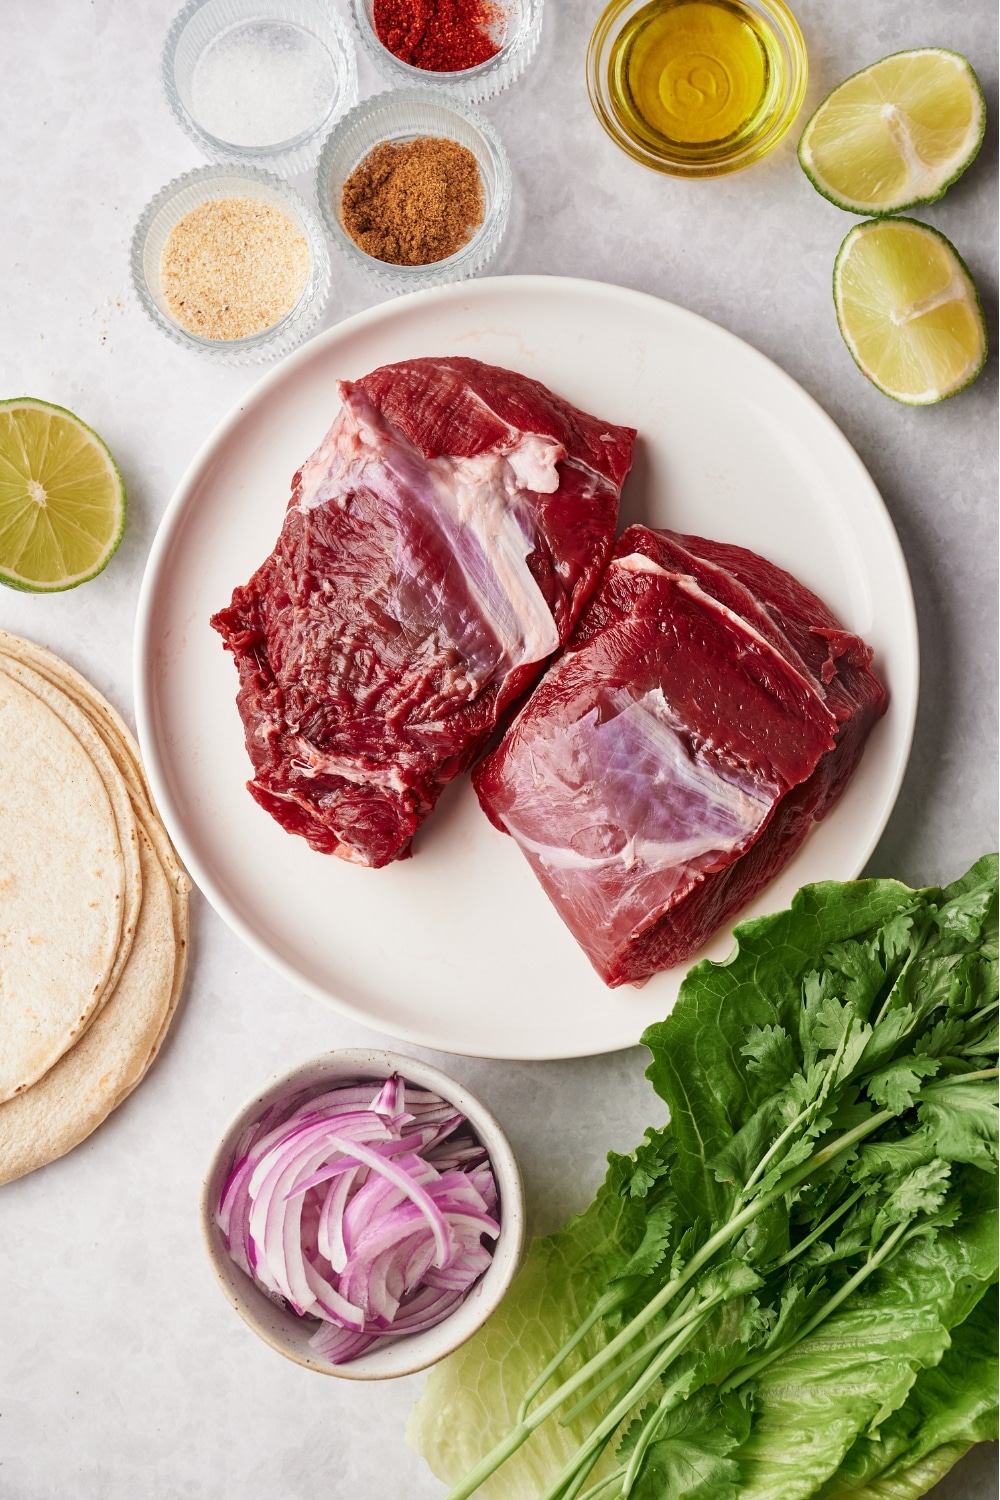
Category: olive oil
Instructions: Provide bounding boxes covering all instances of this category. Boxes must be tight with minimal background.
[609,0,784,161]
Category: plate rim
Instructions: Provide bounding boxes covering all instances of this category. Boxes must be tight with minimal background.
[134,274,919,1060]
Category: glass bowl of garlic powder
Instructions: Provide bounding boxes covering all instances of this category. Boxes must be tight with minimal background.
[130,165,331,363]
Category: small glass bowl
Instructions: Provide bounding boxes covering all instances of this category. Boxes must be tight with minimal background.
[130,165,331,365]
[587,0,808,177]
[317,89,511,293]
[351,0,543,105]
[163,0,358,176]
[201,1049,525,1380]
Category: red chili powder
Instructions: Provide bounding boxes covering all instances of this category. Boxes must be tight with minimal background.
[373,0,504,73]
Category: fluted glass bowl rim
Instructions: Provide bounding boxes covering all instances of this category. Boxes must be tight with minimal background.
[316,88,512,292]
[129,164,332,365]
[162,0,359,176]
[349,0,544,104]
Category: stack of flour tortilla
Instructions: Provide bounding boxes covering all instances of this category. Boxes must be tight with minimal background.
[0,632,189,1185]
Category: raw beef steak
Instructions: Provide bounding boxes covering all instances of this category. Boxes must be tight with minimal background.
[211,358,636,867]
[474,525,888,986]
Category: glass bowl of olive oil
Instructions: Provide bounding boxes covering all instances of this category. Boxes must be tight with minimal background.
[587,0,807,176]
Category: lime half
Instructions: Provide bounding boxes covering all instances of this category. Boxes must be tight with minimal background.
[799,48,985,215]
[0,399,126,592]
[834,218,987,405]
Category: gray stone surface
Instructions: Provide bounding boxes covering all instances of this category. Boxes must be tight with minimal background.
[0,1,995,1496]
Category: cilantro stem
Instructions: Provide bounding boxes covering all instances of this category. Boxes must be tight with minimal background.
[539,1337,705,1500]
[770,1185,866,1271]
[554,1445,607,1500]
[518,1283,639,1422]
[441,1109,894,1500]
[620,1379,676,1494]
[720,1217,912,1393]
[575,1466,627,1500]
[924,1066,998,1086]
[738,1102,812,1201]
[558,1290,700,1426]
[741,1017,856,1203]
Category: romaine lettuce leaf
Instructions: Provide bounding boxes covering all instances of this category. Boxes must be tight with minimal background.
[823,1445,980,1500]
[407,860,998,1500]
[732,1203,997,1499]
[406,1128,674,1497]
[818,1284,998,1499]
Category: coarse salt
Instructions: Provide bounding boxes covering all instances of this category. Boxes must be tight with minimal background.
[189,21,337,148]
[160,197,310,342]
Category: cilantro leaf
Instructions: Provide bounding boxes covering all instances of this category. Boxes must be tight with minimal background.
[865,1055,941,1114]
[869,1161,951,1246]
[740,1024,798,1093]
[614,1199,677,1281]
[918,1076,999,1171]
[621,1388,751,1500]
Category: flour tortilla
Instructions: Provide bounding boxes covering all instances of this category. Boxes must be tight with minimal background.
[0,635,190,1180]
[0,632,188,972]
[0,632,155,804]
[0,633,186,897]
[0,822,175,1185]
[0,674,125,1100]
[0,655,142,1029]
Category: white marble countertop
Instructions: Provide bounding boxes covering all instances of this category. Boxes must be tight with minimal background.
[0,2,996,1496]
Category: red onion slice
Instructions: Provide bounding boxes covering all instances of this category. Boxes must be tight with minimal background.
[217,1074,500,1364]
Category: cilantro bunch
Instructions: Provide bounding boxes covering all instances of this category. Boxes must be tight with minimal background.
[410,855,998,1500]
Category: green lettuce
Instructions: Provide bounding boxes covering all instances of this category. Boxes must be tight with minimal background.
[408,859,998,1500]
[819,1285,998,1499]
[406,1131,675,1498]
[733,1197,997,1499]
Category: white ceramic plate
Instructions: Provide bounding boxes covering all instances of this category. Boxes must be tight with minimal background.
[135,277,918,1061]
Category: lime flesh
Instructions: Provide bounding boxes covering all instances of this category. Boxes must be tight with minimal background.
[0,400,126,592]
[799,48,985,214]
[834,218,987,405]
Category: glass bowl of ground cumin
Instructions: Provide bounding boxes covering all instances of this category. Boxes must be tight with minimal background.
[351,0,543,104]
[130,165,331,363]
[317,90,511,292]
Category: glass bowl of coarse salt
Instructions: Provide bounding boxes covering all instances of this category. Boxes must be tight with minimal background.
[350,0,544,105]
[163,0,357,176]
[130,166,331,365]
[317,89,511,294]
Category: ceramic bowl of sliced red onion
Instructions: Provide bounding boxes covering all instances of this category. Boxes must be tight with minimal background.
[201,1048,524,1378]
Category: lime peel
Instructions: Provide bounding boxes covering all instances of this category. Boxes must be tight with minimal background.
[0,399,126,592]
[799,48,986,216]
[833,217,987,405]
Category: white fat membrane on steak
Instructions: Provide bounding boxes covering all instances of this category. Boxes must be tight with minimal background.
[297,386,563,691]
[499,685,778,885]
[424,439,562,668]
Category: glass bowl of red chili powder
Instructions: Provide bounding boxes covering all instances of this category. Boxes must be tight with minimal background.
[351,0,543,104]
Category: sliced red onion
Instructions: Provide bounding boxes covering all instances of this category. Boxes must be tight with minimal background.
[217,1074,500,1364]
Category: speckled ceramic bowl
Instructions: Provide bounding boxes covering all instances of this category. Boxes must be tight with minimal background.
[201,1048,525,1379]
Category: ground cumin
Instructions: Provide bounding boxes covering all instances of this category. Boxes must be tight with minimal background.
[340,136,485,266]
